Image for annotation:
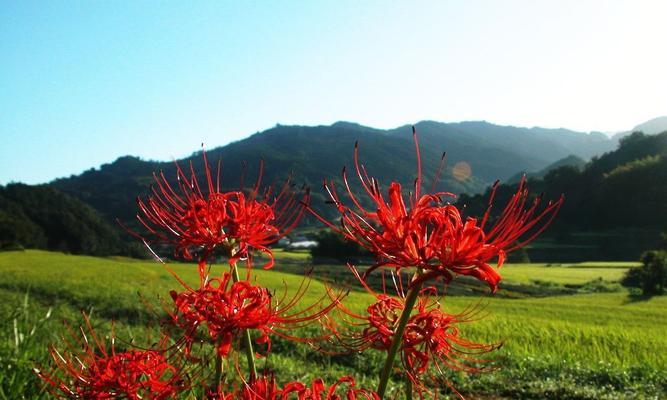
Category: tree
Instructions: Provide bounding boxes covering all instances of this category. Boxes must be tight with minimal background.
[622,250,667,295]
[310,230,371,262]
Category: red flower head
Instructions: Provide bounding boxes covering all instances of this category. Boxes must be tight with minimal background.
[330,267,498,396]
[167,267,344,358]
[362,295,404,351]
[210,374,282,399]
[399,296,499,386]
[310,127,563,292]
[214,374,379,399]
[281,376,380,399]
[36,315,186,399]
[236,375,281,399]
[127,150,309,269]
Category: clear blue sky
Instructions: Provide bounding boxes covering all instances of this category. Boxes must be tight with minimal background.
[2,1,666,184]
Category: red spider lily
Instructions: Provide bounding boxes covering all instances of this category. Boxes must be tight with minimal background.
[309,127,563,292]
[213,374,379,399]
[361,295,403,351]
[209,373,281,399]
[399,297,499,390]
[126,150,309,269]
[329,267,498,396]
[36,315,186,399]
[167,265,344,358]
[281,375,380,399]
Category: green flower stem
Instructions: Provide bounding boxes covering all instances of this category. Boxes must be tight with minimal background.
[376,274,423,398]
[230,260,258,379]
[213,337,224,387]
[405,375,413,400]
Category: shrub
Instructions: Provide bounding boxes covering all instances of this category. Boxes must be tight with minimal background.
[310,229,371,262]
[622,250,667,295]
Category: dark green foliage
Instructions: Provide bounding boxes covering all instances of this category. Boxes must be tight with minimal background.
[621,266,643,289]
[623,250,667,295]
[0,200,47,250]
[660,232,667,249]
[310,230,371,262]
[460,130,667,261]
[51,156,160,228]
[0,183,127,255]
[507,247,531,263]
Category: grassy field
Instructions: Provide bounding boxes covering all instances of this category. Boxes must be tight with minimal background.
[0,250,665,399]
[494,262,632,285]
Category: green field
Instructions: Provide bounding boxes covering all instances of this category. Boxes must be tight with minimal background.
[494,262,634,285]
[0,250,665,399]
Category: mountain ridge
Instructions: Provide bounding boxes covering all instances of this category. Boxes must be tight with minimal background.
[49,119,621,226]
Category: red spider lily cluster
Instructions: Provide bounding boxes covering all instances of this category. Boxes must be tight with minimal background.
[126,151,309,269]
[38,129,562,399]
[213,375,379,399]
[167,267,341,358]
[311,130,563,293]
[36,315,187,399]
[328,267,499,395]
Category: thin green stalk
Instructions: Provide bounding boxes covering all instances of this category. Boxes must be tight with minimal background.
[213,337,224,387]
[230,261,258,379]
[376,278,423,398]
[405,376,413,400]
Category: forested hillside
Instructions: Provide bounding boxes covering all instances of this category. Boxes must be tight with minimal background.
[459,131,667,260]
[0,184,131,255]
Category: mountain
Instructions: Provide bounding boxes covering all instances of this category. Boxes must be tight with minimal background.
[50,120,615,228]
[612,116,667,141]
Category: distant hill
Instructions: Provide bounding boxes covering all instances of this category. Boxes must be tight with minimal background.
[0,183,129,255]
[612,116,667,141]
[50,120,615,228]
[632,116,667,134]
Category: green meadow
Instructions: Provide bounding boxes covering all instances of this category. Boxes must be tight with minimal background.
[0,250,665,399]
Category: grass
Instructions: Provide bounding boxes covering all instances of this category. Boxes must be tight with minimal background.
[271,248,313,261]
[496,263,629,285]
[0,250,665,399]
[558,261,642,268]
[274,259,630,298]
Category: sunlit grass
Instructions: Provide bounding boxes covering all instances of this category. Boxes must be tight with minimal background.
[497,263,630,285]
[0,250,665,398]
[271,248,312,261]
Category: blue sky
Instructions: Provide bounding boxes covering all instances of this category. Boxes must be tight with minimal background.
[2,1,666,184]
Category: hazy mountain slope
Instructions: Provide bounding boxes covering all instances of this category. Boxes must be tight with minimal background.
[612,116,667,141]
[389,121,613,179]
[459,130,667,234]
[50,120,615,227]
